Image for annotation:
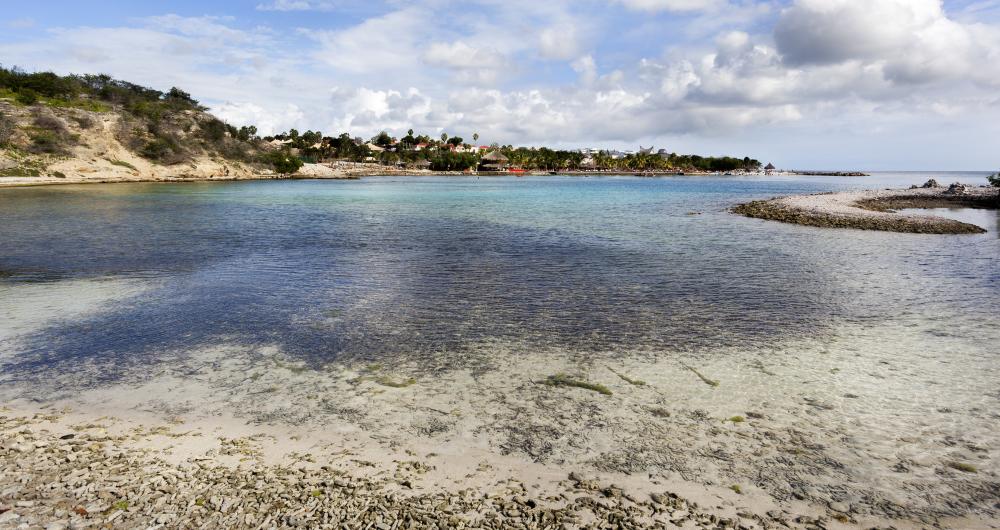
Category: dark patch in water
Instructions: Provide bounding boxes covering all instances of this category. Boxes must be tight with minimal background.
[1,178,995,387]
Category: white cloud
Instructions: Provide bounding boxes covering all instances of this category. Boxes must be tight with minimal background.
[255,0,340,11]
[538,23,582,60]
[613,0,725,13]
[2,1,1000,168]
[571,55,598,84]
[422,41,509,85]
[309,8,430,74]
[775,0,1000,86]
[213,102,306,136]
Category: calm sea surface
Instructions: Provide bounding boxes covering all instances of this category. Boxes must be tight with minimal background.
[1,172,997,383]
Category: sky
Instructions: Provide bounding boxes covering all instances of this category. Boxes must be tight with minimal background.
[2,0,1000,170]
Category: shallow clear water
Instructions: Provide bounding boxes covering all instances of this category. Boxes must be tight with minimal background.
[3,172,998,522]
[1,172,997,383]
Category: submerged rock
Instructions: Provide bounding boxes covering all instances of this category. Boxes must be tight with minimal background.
[921,179,940,188]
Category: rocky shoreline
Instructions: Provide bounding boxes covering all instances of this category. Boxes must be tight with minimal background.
[733,183,997,234]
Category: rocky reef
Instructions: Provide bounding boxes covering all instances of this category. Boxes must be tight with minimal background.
[733,184,997,234]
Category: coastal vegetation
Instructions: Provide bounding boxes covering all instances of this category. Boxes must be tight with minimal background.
[2,66,763,180]
[0,66,286,174]
[266,126,761,173]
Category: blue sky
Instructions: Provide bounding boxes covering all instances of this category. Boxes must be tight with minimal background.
[3,0,1000,170]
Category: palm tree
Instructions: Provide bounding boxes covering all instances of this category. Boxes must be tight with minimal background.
[473,132,479,144]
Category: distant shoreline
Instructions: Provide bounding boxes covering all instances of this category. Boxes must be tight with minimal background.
[733,185,997,234]
[0,167,882,188]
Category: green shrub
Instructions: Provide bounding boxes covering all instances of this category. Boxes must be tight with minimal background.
[199,118,227,143]
[0,166,41,177]
[28,130,65,154]
[261,149,303,174]
[140,138,173,160]
[989,171,999,188]
[16,88,38,105]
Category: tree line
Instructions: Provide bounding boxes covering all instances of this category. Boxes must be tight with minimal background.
[2,66,762,175]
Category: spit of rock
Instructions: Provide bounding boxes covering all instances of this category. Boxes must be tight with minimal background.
[732,185,995,234]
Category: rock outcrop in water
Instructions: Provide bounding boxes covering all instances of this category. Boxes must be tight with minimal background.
[732,185,996,234]
[945,182,968,195]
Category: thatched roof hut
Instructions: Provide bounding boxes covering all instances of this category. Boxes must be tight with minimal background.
[480,151,509,171]
[765,162,776,170]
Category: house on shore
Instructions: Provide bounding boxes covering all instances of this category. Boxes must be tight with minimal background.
[479,151,509,171]
[765,162,776,175]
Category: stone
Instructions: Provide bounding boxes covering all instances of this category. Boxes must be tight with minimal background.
[921,178,940,188]
[945,182,968,195]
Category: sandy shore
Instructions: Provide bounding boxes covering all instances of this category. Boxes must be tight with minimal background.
[0,406,789,530]
[2,328,997,529]
[733,185,997,234]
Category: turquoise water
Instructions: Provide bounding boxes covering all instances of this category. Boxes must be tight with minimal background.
[0,173,997,383]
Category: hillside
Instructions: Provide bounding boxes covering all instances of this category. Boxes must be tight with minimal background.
[0,68,316,186]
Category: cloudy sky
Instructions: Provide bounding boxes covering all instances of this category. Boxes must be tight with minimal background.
[3,0,1000,170]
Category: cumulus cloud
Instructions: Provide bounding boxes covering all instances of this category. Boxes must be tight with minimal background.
[2,1,1000,167]
[775,0,1000,85]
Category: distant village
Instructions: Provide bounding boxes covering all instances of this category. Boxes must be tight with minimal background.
[262,129,767,174]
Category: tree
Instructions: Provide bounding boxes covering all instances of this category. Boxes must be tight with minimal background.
[237,125,258,142]
[473,132,479,143]
[407,129,414,137]
[989,170,1000,188]
[166,87,195,103]
[447,136,463,146]
[373,131,393,147]
[440,132,448,143]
